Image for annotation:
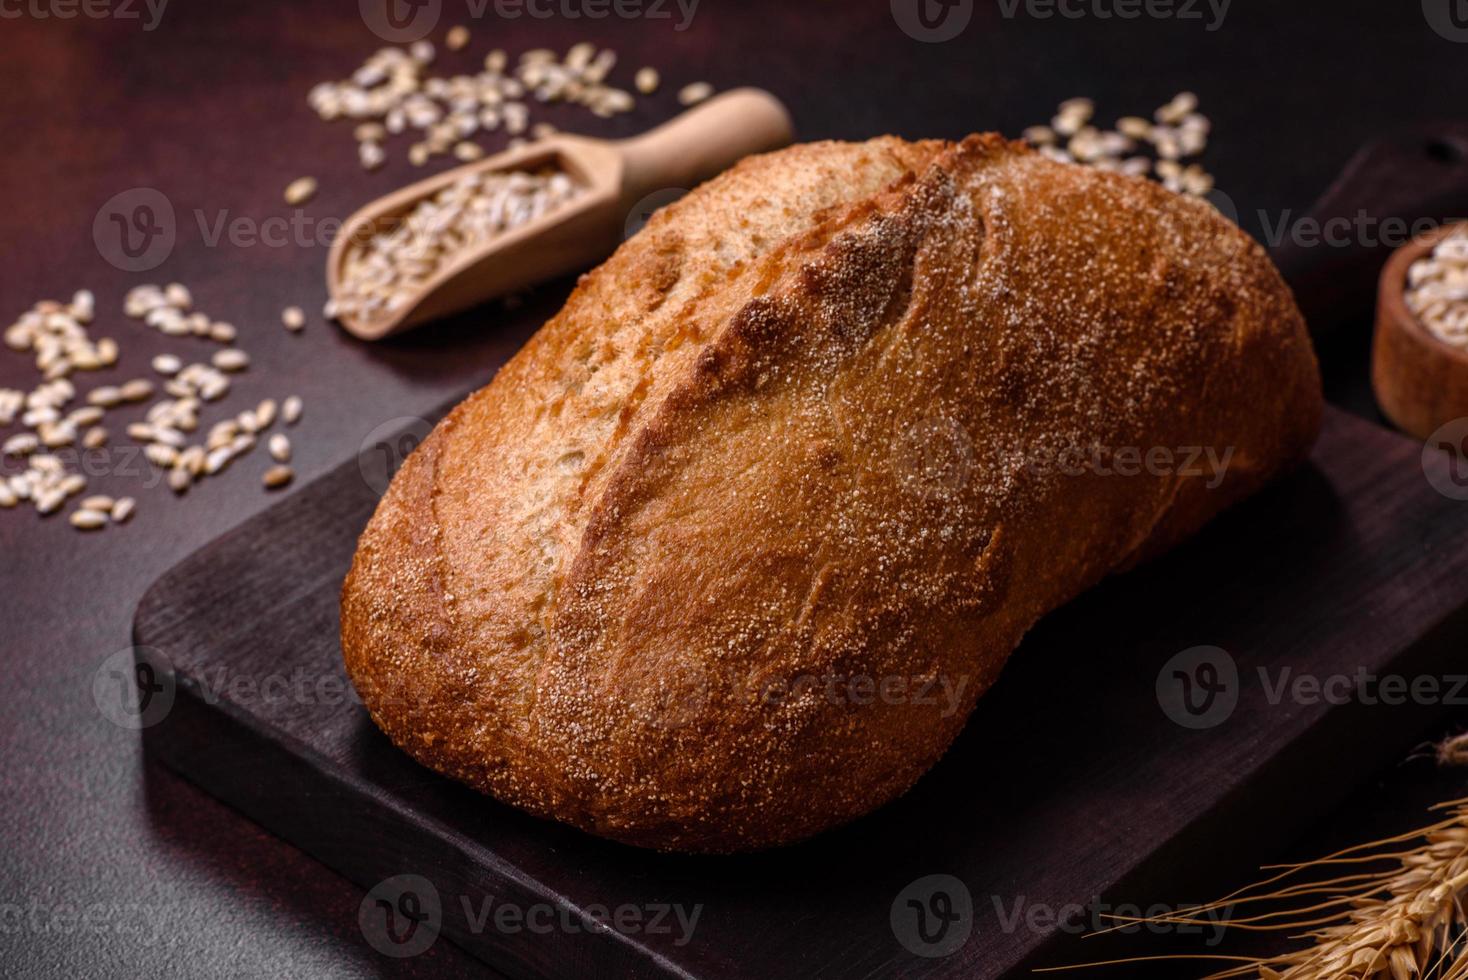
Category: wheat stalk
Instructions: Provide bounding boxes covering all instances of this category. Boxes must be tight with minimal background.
[1039,798,1468,979]
[1192,798,1468,979]
[1438,733,1468,768]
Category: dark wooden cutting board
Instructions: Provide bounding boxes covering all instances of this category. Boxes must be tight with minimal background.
[133,407,1468,979]
[133,130,1468,979]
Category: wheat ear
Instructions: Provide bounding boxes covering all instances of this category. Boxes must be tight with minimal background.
[1038,798,1468,979]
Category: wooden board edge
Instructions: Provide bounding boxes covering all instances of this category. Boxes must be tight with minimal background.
[130,633,696,980]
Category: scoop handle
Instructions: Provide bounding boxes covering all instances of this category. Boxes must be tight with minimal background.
[616,88,794,205]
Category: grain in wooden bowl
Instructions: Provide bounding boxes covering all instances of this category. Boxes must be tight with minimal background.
[1372,221,1468,441]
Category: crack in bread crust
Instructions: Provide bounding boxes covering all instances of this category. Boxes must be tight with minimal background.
[342,134,1322,853]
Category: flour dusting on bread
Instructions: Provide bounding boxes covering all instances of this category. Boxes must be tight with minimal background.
[342,134,1321,852]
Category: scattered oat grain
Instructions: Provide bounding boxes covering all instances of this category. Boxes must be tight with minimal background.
[677,81,713,106]
[69,508,107,530]
[284,177,318,206]
[212,349,250,372]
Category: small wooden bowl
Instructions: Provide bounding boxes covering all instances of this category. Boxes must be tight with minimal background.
[1372,221,1468,440]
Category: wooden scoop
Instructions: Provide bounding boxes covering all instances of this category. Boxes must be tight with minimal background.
[327,87,793,339]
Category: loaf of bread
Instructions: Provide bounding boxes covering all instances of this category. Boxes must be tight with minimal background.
[341,134,1322,853]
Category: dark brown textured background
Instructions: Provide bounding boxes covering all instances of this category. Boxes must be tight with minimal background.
[2,1,1467,977]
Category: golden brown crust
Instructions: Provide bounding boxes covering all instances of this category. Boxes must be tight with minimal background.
[342,134,1322,852]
